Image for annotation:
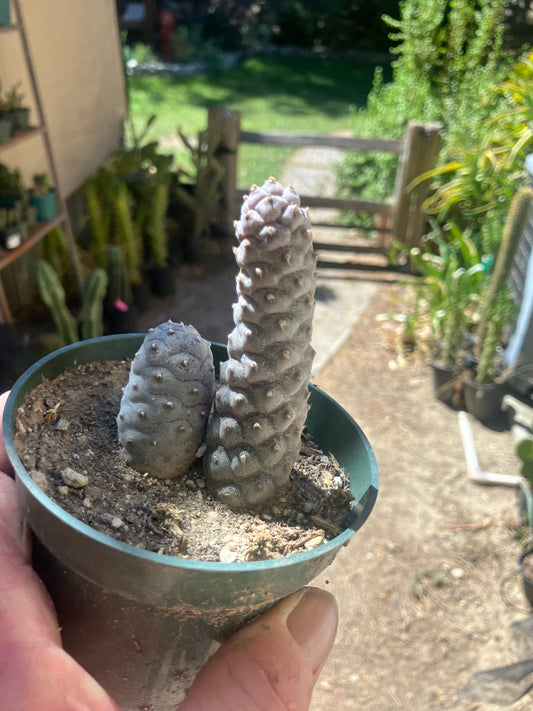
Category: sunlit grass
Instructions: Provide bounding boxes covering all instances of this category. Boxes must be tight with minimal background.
[127,55,389,187]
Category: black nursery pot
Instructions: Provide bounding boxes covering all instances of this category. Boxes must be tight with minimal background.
[463,377,505,424]
[150,266,176,297]
[519,547,533,608]
[431,360,463,409]
[4,335,379,711]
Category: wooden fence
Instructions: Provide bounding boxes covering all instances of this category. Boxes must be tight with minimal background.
[206,107,442,265]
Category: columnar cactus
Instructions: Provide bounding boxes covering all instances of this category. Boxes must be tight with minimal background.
[117,321,215,479]
[80,268,108,340]
[36,259,78,345]
[204,178,317,509]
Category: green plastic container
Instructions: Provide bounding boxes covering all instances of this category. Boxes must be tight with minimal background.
[29,189,56,222]
[4,335,378,710]
[0,0,10,26]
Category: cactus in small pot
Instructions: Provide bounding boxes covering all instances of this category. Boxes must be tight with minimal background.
[204,177,317,509]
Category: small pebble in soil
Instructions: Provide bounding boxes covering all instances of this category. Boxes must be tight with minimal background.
[30,469,48,492]
[61,467,89,488]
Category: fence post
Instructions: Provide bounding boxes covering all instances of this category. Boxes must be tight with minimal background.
[391,121,442,250]
[207,107,241,237]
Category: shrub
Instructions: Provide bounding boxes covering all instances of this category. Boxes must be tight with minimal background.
[337,0,509,221]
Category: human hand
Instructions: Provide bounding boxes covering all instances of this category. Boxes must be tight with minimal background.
[0,391,337,710]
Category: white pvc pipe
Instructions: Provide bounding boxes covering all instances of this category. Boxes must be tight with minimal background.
[458,411,521,486]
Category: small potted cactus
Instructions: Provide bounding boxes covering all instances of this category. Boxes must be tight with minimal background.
[29,173,57,222]
[3,82,30,134]
[4,179,378,710]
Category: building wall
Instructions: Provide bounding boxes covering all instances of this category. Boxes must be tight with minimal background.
[0,0,127,194]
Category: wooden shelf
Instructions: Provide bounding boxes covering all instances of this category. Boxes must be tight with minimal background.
[0,126,43,154]
[0,0,81,326]
[0,24,19,34]
[0,212,65,272]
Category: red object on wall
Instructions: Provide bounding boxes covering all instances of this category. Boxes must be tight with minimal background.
[159,9,175,59]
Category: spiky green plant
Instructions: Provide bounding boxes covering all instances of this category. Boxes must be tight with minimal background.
[146,178,170,269]
[106,246,132,307]
[114,181,143,285]
[84,177,110,270]
[80,269,108,340]
[36,260,78,346]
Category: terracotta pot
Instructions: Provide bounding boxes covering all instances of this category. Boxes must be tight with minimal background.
[3,335,379,711]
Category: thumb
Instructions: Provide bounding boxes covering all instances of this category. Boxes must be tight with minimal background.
[180,586,337,711]
[0,391,13,478]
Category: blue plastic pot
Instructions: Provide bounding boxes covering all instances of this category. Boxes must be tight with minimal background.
[29,189,56,222]
[4,335,378,711]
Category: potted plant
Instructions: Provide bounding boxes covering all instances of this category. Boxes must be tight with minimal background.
[29,173,57,222]
[0,161,25,209]
[3,179,379,709]
[399,220,484,408]
[84,166,148,312]
[4,81,30,134]
[0,82,13,144]
[464,186,533,423]
[36,259,108,347]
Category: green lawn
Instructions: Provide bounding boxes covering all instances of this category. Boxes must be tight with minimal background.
[127,55,389,188]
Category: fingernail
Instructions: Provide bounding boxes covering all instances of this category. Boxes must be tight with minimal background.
[286,587,338,673]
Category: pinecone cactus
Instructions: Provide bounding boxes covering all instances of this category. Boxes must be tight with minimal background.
[205,177,317,509]
[117,321,215,479]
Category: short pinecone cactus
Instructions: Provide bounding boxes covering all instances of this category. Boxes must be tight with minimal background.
[117,321,214,479]
[205,177,316,509]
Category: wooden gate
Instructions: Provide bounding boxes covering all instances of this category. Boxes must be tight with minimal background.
[207,107,442,268]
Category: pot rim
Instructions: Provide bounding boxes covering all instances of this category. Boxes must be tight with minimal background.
[4,334,379,574]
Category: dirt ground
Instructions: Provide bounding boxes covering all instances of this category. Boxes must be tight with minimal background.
[310,278,532,711]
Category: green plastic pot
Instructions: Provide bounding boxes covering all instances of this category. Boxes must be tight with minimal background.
[29,189,56,222]
[0,0,10,25]
[4,335,378,711]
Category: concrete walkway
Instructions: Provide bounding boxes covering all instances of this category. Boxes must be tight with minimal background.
[282,146,378,375]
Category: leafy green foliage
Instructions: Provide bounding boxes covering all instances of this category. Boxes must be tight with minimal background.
[338,0,509,229]
[270,0,397,51]
[517,438,533,485]
[474,187,533,383]
[400,221,484,365]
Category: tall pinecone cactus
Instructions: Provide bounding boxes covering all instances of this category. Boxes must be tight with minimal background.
[117,321,214,479]
[205,178,317,509]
